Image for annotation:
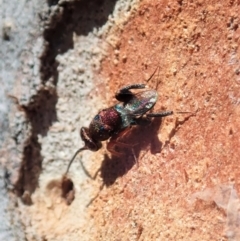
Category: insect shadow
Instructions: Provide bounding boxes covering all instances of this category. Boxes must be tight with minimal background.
[99,117,163,186]
[77,116,164,207]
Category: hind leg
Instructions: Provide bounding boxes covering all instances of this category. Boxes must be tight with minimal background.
[115,84,146,102]
[146,110,173,118]
[107,128,135,156]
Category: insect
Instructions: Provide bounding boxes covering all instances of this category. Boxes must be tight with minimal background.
[65,80,174,175]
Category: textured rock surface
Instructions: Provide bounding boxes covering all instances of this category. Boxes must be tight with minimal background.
[0,0,240,240]
[95,1,240,240]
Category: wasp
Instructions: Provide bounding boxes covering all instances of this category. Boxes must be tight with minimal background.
[65,81,173,174]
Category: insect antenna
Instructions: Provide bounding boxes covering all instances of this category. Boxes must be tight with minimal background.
[176,111,194,114]
[65,146,87,175]
[145,66,160,88]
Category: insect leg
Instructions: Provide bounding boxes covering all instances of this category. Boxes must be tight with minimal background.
[65,146,100,180]
[115,84,146,102]
[146,110,173,118]
[86,183,104,207]
[107,129,136,156]
[79,160,100,180]
[107,140,126,157]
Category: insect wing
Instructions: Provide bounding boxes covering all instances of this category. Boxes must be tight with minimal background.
[125,89,158,116]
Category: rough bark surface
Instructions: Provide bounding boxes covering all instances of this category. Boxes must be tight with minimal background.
[1,0,240,240]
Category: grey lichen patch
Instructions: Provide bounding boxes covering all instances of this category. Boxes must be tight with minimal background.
[1,0,141,240]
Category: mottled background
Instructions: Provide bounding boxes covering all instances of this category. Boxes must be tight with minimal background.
[0,0,240,240]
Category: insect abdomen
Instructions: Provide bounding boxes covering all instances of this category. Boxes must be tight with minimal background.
[89,107,122,141]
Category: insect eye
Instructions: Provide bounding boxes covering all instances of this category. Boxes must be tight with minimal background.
[94,115,100,121]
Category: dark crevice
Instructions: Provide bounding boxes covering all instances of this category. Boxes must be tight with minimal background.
[14,0,117,204]
[14,88,57,203]
[40,0,117,84]
[47,0,59,6]
[15,135,42,204]
[22,89,58,136]
[61,176,75,205]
